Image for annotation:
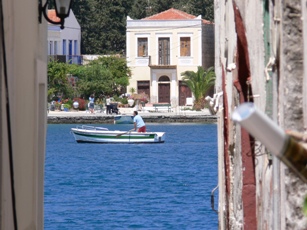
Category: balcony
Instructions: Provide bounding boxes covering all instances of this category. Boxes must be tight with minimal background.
[147,55,176,69]
[48,55,83,65]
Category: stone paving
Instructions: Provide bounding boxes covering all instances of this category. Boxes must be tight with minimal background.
[47,107,217,124]
[47,107,212,117]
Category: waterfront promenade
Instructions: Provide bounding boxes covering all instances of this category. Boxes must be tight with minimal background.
[47,107,217,124]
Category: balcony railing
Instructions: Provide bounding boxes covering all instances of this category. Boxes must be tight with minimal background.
[48,55,83,65]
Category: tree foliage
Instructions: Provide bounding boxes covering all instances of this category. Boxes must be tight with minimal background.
[47,61,74,100]
[181,66,215,110]
[72,0,133,54]
[47,56,131,101]
[77,56,130,97]
[70,0,93,54]
[71,0,214,54]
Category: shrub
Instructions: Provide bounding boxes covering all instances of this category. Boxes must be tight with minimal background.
[54,101,61,110]
[73,98,86,110]
[63,104,72,109]
[121,97,128,104]
[62,99,73,108]
[113,95,120,102]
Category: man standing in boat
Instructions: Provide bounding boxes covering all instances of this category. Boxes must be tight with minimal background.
[133,111,146,132]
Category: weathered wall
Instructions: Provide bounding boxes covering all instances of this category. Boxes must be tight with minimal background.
[215,0,307,229]
[279,0,307,229]
[202,24,215,69]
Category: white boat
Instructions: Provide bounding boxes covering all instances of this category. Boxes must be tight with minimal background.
[71,125,165,144]
[114,115,134,124]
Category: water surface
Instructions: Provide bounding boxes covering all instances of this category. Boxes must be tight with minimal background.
[45,123,218,229]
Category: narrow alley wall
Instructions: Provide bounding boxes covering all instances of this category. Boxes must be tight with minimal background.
[214,0,307,229]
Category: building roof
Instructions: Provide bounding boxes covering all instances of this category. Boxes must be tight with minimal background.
[47,10,60,23]
[142,8,212,24]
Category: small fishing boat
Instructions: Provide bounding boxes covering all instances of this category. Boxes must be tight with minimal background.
[114,115,134,124]
[71,125,165,144]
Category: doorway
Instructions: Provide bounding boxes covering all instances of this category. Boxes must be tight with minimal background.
[179,81,192,106]
[158,84,170,103]
[158,76,170,103]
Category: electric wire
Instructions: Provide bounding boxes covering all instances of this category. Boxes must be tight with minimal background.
[0,0,18,229]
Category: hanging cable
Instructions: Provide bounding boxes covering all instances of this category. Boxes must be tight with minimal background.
[0,0,18,229]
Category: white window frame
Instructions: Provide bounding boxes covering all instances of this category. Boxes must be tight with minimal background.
[135,33,150,58]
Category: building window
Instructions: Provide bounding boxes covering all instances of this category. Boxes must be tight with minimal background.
[63,39,67,55]
[68,40,73,64]
[180,37,191,56]
[69,40,73,55]
[54,41,58,55]
[49,41,53,55]
[158,38,170,65]
[138,38,148,57]
[137,81,150,102]
[74,40,78,55]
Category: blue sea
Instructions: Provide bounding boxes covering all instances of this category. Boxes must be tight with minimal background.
[45,123,218,229]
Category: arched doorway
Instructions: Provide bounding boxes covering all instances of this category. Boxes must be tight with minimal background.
[158,75,170,103]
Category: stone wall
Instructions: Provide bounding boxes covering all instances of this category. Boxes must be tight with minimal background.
[48,115,217,124]
[215,0,307,229]
[280,1,307,229]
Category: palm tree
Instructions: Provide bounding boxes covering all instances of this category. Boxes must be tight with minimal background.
[181,66,215,110]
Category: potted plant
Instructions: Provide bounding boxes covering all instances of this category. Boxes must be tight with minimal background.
[129,87,136,94]
[63,104,71,112]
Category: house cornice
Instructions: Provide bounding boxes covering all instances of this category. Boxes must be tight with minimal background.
[149,65,177,69]
[127,19,202,29]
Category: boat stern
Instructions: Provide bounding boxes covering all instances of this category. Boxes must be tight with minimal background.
[155,132,166,143]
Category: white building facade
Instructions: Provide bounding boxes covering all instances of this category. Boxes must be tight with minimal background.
[47,10,81,64]
[126,8,214,106]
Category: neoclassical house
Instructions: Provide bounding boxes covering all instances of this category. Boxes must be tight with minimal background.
[126,8,214,106]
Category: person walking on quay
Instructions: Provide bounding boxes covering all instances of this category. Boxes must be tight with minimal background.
[133,111,146,132]
[106,95,111,115]
[89,94,95,114]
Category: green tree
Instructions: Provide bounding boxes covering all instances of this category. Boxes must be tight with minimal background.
[129,0,148,19]
[76,56,131,98]
[47,61,74,101]
[181,66,215,110]
[147,0,177,16]
[47,56,130,102]
[173,0,214,21]
[77,64,112,98]
[77,0,133,54]
[71,0,94,54]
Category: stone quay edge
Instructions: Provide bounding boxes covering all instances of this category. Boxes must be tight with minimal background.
[47,109,217,124]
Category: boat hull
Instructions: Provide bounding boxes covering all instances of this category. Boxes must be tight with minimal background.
[71,126,165,144]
